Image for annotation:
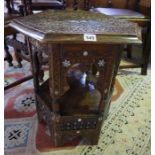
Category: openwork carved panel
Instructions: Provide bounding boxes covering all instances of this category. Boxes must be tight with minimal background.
[46,44,121,116]
[60,119,97,131]
[29,40,121,117]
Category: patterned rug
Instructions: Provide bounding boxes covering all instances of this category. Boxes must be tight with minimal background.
[4,59,151,155]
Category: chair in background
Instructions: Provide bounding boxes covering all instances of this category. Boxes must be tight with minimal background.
[64,0,91,10]
[89,0,151,75]
[4,0,33,90]
[4,0,70,90]
[4,13,18,67]
[5,0,25,15]
[4,0,23,66]
[21,0,65,15]
[22,0,91,15]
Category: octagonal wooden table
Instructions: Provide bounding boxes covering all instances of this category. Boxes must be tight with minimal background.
[10,9,142,146]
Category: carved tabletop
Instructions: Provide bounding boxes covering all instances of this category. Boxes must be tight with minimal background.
[10,9,142,44]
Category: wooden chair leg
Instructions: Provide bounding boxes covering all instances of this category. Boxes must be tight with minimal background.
[4,40,13,66]
[12,34,23,68]
[141,27,150,75]
[14,49,23,68]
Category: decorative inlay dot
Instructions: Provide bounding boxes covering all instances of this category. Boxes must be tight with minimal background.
[98,59,105,67]
[108,0,112,3]
[76,131,80,134]
[96,71,100,76]
[104,89,108,93]
[98,117,103,121]
[54,91,59,95]
[62,60,71,68]
[83,51,88,56]
[78,118,82,122]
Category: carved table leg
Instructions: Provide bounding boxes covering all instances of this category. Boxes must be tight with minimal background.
[36,96,45,123]
[27,38,42,124]
[90,133,100,145]
[103,46,123,119]
[53,133,63,146]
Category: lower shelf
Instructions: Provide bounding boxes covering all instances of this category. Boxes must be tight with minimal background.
[120,58,142,68]
[37,79,102,116]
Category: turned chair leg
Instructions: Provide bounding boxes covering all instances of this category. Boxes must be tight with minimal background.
[14,49,22,68]
[12,34,23,68]
[4,40,13,66]
[141,27,151,75]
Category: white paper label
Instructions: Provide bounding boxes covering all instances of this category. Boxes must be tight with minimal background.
[84,34,97,41]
